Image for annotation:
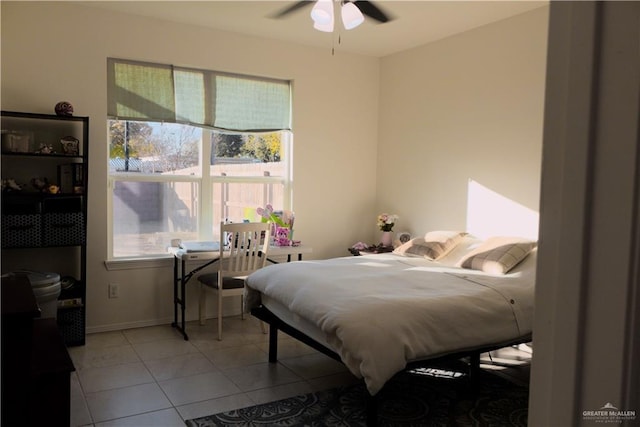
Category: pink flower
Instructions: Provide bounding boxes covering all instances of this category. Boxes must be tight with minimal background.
[377,213,399,231]
[257,204,274,219]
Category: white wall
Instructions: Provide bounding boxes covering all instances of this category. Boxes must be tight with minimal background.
[1,2,380,331]
[377,7,548,241]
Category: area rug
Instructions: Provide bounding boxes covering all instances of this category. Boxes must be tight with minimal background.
[185,365,529,426]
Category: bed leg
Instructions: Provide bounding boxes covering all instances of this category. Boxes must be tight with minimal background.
[268,325,278,363]
[366,393,378,426]
[469,352,481,391]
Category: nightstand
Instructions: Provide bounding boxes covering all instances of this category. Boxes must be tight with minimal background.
[349,244,394,256]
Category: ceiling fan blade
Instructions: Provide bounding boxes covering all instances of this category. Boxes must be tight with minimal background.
[271,1,314,19]
[353,1,393,23]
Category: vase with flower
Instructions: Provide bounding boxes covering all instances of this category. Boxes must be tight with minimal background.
[377,213,399,247]
[257,204,295,246]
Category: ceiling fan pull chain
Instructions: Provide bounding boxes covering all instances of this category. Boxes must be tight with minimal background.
[331,26,337,56]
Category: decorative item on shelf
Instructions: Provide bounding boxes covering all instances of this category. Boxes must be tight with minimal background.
[31,177,49,192]
[60,136,79,155]
[1,131,31,153]
[34,143,55,154]
[377,213,399,247]
[1,179,23,193]
[54,101,74,116]
[47,184,60,194]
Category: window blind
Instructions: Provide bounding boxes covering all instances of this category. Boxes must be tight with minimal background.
[107,60,175,122]
[107,58,291,132]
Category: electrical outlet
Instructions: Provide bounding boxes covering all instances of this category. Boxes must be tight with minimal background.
[108,283,119,298]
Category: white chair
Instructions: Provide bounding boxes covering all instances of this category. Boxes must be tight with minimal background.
[197,221,270,340]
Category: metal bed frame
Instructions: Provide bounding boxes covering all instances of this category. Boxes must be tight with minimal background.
[251,305,532,426]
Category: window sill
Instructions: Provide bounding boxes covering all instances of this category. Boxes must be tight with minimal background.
[104,255,174,271]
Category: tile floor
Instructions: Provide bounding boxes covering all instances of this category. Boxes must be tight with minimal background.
[68,316,531,426]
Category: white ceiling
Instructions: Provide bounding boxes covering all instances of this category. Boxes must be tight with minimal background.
[82,1,547,57]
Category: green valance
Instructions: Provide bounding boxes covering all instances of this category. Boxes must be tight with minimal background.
[107,58,291,132]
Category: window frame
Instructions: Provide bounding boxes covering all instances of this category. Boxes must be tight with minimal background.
[106,126,292,262]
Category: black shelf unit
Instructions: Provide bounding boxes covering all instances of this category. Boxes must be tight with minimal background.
[1,110,89,346]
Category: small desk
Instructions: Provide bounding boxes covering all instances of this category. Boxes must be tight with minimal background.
[169,244,312,340]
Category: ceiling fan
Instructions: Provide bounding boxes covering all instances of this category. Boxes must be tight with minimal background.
[272,0,394,32]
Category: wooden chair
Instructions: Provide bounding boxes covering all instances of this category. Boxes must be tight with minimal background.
[197,222,270,340]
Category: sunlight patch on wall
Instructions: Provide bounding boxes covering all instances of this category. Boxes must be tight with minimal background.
[466,179,539,240]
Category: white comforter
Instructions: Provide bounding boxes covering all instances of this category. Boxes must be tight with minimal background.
[245,253,535,395]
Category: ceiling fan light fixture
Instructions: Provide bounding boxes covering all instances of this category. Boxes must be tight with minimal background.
[310,0,334,25]
[275,0,393,35]
[341,2,364,30]
[313,17,334,32]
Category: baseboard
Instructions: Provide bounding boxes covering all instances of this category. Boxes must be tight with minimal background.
[86,308,244,334]
[86,317,176,334]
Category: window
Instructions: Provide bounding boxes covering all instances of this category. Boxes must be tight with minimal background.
[107,59,292,259]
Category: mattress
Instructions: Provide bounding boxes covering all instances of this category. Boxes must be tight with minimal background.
[261,293,333,349]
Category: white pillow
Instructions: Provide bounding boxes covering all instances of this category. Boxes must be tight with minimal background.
[436,235,484,266]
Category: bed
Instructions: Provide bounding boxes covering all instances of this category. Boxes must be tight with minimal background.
[245,232,536,400]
